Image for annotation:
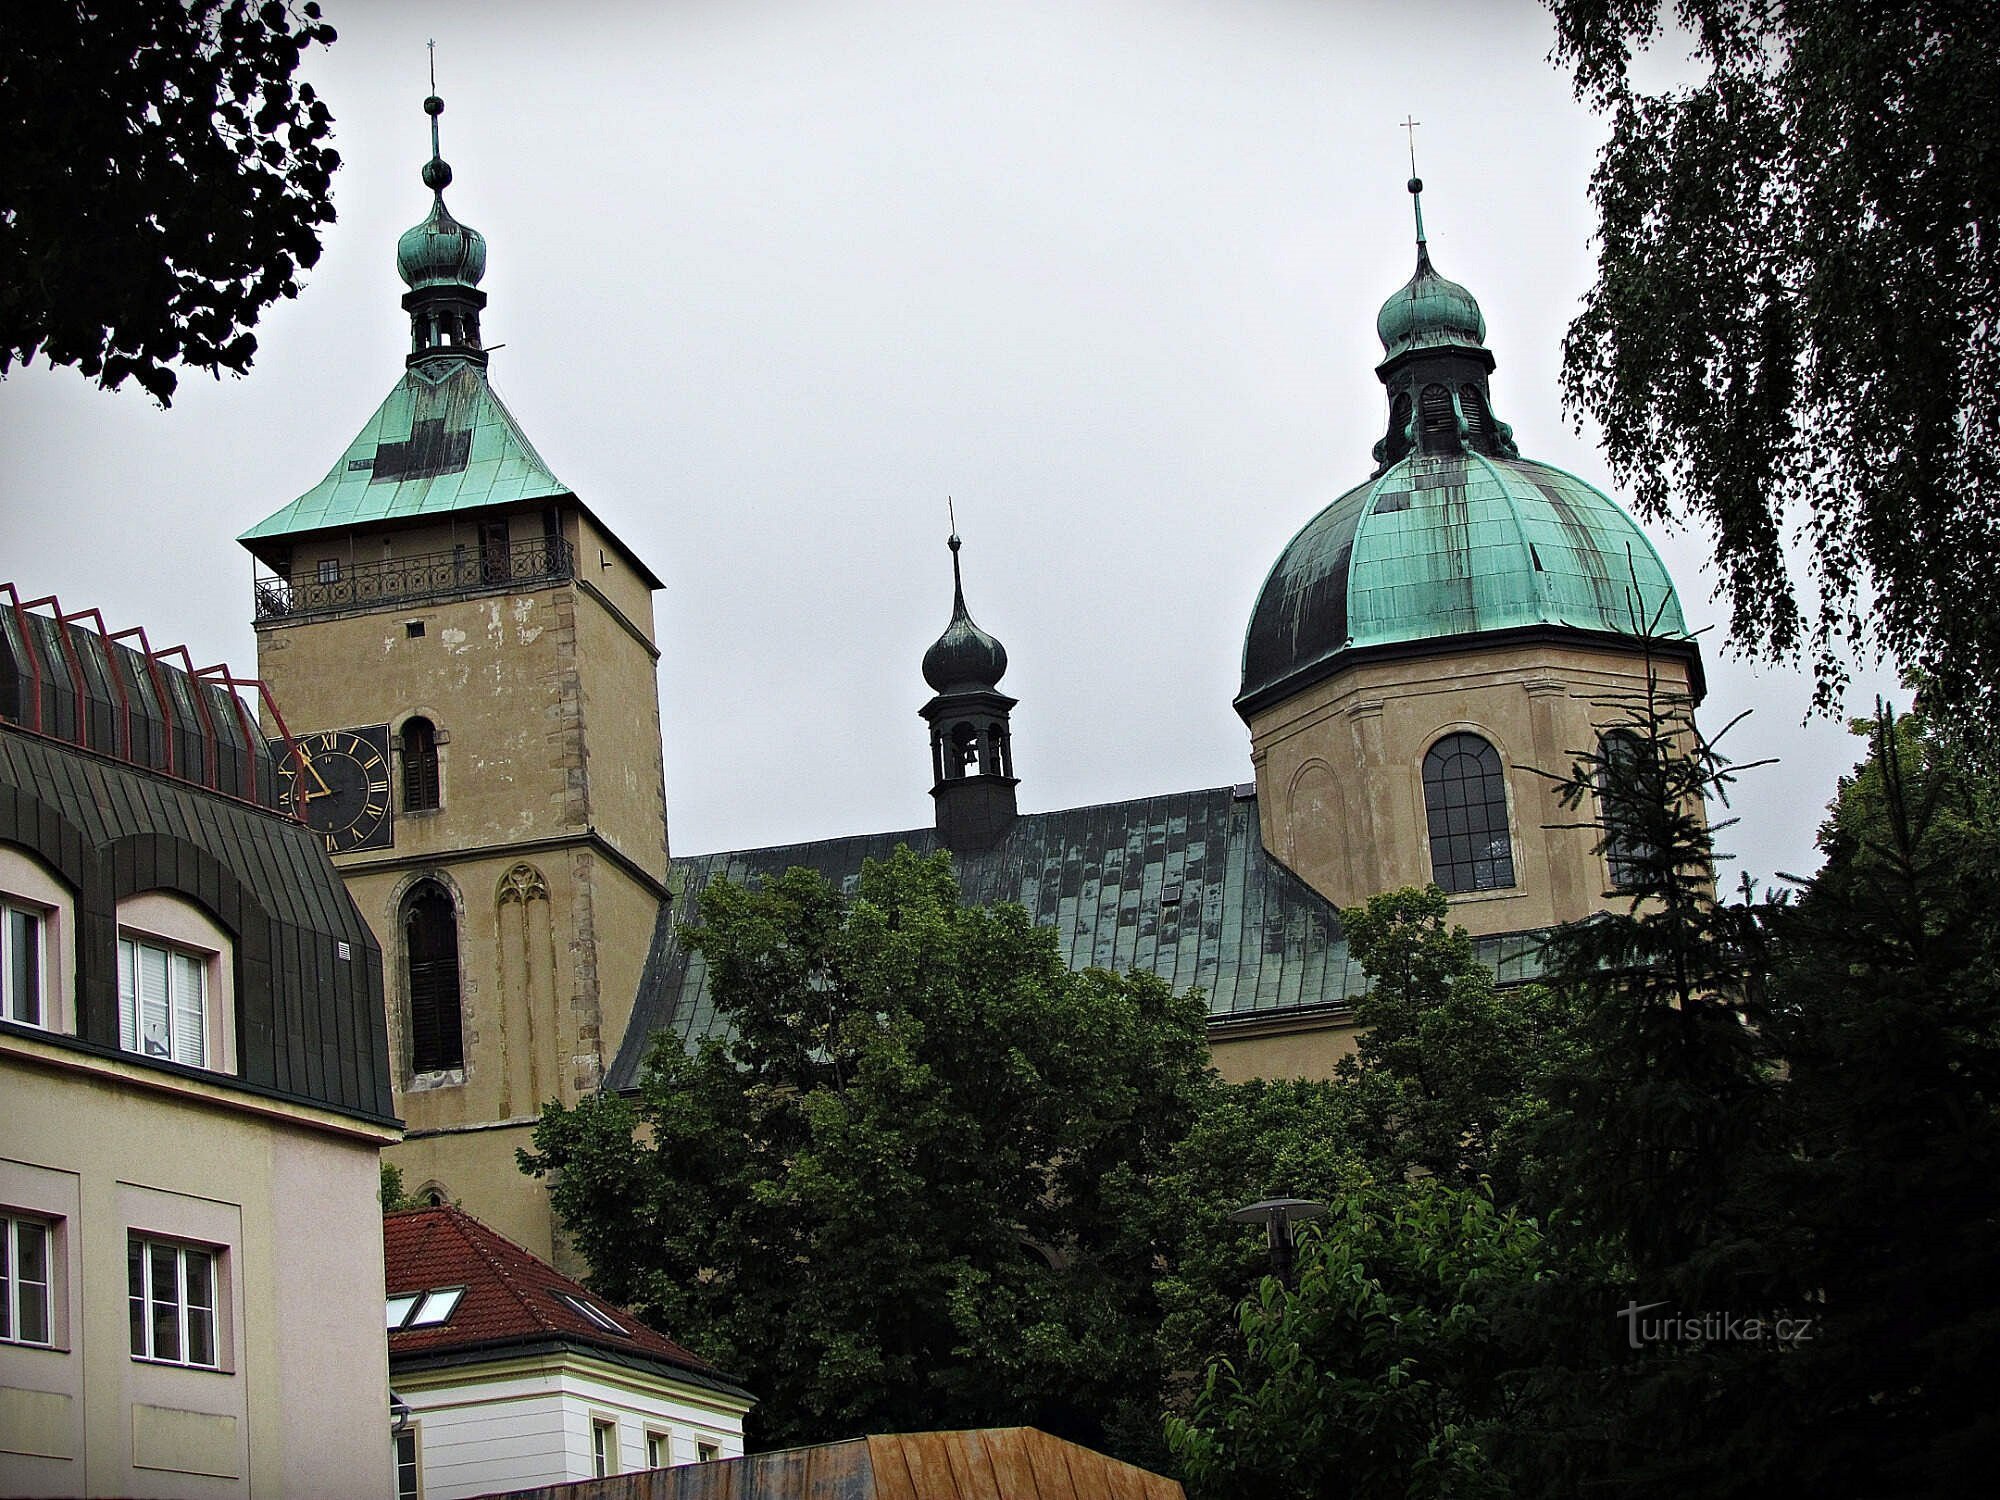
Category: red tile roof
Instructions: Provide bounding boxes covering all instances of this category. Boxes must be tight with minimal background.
[383,1205,720,1381]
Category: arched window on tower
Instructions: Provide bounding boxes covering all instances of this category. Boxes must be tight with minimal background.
[403,881,463,1073]
[949,722,980,778]
[1422,733,1515,893]
[986,724,1010,779]
[402,717,441,812]
[1598,729,1652,890]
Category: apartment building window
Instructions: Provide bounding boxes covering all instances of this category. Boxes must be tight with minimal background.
[128,1235,219,1368]
[118,935,208,1067]
[1,1214,53,1346]
[2,900,44,1027]
[646,1430,670,1469]
[592,1418,618,1478]
[698,1442,720,1463]
[395,1425,422,1500]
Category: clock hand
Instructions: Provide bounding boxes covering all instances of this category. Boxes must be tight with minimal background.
[296,743,334,799]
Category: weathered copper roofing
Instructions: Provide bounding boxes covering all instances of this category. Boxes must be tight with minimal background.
[384,1205,746,1396]
[396,93,487,291]
[1376,178,1487,361]
[237,362,568,548]
[482,1428,1183,1500]
[607,785,1545,1089]
[1237,452,1689,715]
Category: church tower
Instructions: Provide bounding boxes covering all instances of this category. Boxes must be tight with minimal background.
[240,94,670,1260]
[1236,177,1703,936]
[920,530,1019,852]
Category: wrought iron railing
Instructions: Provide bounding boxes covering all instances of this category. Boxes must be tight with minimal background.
[252,535,575,621]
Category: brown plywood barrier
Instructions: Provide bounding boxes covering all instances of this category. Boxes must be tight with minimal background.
[479,1428,1184,1500]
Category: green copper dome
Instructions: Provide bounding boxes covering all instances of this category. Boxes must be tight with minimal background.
[1238,452,1686,713]
[397,197,487,290]
[1375,178,1485,360]
[1237,178,1691,717]
[397,94,487,292]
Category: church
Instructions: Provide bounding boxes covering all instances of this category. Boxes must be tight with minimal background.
[237,93,1702,1263]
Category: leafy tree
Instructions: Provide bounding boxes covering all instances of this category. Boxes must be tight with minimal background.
[1150,1077,1371,1411]
[1544,0,2000,733]
[1165,1185,1543,1500]
[1737,705,2000,1496]
[1336,886,1572,1204]
[380,1160,419,1214]
[0,0,339,403]
[522,847,1211,1459]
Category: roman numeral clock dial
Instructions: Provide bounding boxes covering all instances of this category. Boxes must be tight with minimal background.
[277,726,394,854]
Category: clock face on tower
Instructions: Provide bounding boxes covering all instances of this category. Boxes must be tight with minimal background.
[277,726,394,854]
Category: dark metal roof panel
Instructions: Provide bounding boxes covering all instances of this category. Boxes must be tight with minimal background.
[606,787,1362,1091]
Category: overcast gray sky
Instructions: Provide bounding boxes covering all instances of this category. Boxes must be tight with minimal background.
[1,0,1898,884]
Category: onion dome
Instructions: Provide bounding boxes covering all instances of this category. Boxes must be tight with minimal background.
[396,95,487,291]
[922,533,1009,692]
[1375,178,1485,359]
[1235,177,1694,719]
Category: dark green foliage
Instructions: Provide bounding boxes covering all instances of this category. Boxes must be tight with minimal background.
[1336,886,1572,1204]
[523,847,1212,1459]
[0,0,339,403]
[1545,0,2000,733]
[1166,1185,1542,1500]
[379,1160,417,1214]
[1531,663,1773,1278]
[1740,707,2000,1495]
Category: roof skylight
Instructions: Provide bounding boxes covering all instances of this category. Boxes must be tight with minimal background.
[387,1286,466,1330]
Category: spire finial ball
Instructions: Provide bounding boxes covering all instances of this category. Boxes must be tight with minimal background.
[1408,176,1422,195]
[422,157,453,192]
[425,95,444,116]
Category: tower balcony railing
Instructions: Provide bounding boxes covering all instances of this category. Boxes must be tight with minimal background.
[252,535,575,622]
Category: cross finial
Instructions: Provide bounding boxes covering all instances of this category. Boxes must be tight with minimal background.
[1401,115,1421,176]
[428,39,437,94]
[947,495,959,547]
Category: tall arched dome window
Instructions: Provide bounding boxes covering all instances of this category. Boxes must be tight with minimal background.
[403,881,462,1073]
[1422,733,1515,893]
[401,717,440,812]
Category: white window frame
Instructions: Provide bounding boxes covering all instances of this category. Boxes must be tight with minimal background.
[1,845,74,1033]
[128,1233,221,1369]
[591,1415,619,1478]
[646,1428,672,1470]
[1,1212,54,1347]
[698,1441,721,1463]
[116,892,235,1074]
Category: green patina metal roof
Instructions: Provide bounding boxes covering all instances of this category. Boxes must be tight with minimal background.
[1238,452,1687,714]
[238,362,568,547]
[605,785,1546,1088]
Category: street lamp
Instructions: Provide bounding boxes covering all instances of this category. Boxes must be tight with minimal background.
[1228,1197,1329,1288]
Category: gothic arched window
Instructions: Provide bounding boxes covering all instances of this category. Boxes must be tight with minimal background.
[1422,733,1515,893]
[402,717,440,812]
[403,881,463,1073]
[1598,729,1651,891]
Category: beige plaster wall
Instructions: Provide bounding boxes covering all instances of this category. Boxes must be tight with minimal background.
[0,1050,392,1500]
[384,1120,553,1265]
[1248,642,1698,938]
[1208,1019,1362,1083]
